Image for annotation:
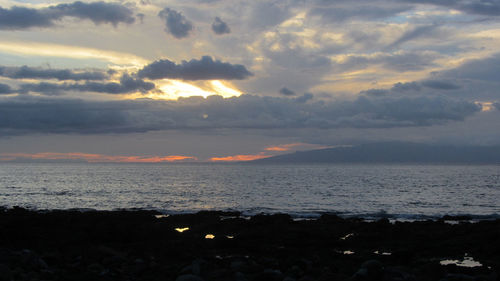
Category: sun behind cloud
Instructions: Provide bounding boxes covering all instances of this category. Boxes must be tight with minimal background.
[133,79,243,100]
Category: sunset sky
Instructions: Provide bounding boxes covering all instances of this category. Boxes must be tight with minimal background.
[1,0,500,162]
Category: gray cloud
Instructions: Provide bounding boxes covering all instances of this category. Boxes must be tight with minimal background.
[19,74,155,95]
[294,93,314,103]
[0,1,135,30]
[437,54,500,82]
[387,24,440,49]
[158,8,193,39]
[421,79,461,90]
[279,87,296,96]
[138,56,253,80]
[0,94,480,135]
[0,83,13,94]
[390,79,461,92]
[309,3,410,22]
[0,65,108,81]
[404,0,500,16]
[332,51,439,73]
[212,17,230,35]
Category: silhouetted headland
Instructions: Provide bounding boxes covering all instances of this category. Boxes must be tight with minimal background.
[252,142,500,164]
[0,207,498,281]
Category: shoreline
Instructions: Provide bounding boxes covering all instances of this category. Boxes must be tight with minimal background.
[2,205,499,222]
[0,208,498,280]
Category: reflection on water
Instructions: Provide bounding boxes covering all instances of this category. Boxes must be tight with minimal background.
[175,227,189,233]
[374,250,392,256]
[340,233,354,240]
[154,214,169,219]
[440,256,482,268]
[205,234,215,239]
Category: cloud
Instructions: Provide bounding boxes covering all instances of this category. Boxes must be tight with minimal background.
[309,3,410,22]
[158,8,193,39]
[387,24,440,49]
[211,17,230,35]
[0,41,148,67]
[210,153,270,162]
[138,56,253,80]
[0,94,480,136]
[0,1,135,30]
[0,83,13,94]
[332,51,439,72]
[0,65,108,81]
[294,93,313,103]
[19,74,155,95]
[279,87,296,96]
[421,79,461,90]
[437,54,500,82]
[405,0,500,17]
[0,152,196,163]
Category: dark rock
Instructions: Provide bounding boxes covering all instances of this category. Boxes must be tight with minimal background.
[176,274,205,281]
[252,268,284,281]
[0,264,12,281]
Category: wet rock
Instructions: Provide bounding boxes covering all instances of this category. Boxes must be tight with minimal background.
[352,260,384,280]
[0,264,12,281]
[297,275,316,281]
[176,274,205,281]
[252,268,284,281]
[440,273,475,281]
[384,266,417,281]
[235,271,249,281]
[87,262,105,274]
[286,265,304,278]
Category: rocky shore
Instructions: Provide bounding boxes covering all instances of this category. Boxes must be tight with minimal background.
[0,207,498,281]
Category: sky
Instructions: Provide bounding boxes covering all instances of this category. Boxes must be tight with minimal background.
[0,0,500,162]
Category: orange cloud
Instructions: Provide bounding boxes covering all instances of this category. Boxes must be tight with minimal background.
[210,153,271,162]
[0,152,197,163]
[265,143,305,151]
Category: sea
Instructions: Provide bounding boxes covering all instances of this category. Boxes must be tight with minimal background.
[0,163,499,220]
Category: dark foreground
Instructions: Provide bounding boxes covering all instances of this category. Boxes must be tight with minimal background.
[0,208,498,281]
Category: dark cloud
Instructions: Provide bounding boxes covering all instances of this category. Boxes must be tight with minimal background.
[249,2,292,29]
[309,4,410,22]
[404,0,500,16]
[0,83,13,94]
[437,54,500,82]
[158,8,193,39]
[211,17,230,35]
[0,94,479,135]
[19,74,155,95]
[387,25,440,49]
[279,87,296,96]
[295,93,314,103]
[390,80,460,92]
[332,52,439,72]
[421,79,461,90]
[50,1,136,25]
[138,56,253,80]
[0,1,135,30]
[392,82,422,92]
[0,65,108,81]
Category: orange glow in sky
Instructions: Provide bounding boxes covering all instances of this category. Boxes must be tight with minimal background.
[210,153,271,162]
[265,143,305,151]
[0,152,197,163]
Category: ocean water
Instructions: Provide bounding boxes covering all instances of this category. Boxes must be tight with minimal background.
[0,163,499,220]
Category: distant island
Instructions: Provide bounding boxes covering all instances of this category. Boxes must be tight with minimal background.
[252,142,500,164]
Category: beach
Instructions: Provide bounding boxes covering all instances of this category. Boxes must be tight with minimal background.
[0,207,498,281]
